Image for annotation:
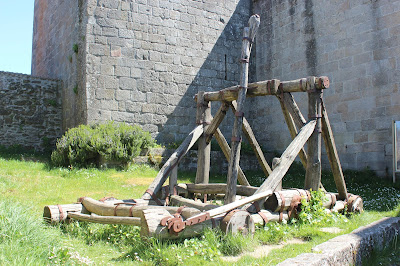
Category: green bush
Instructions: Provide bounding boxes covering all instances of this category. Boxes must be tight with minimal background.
[51,121,156,167]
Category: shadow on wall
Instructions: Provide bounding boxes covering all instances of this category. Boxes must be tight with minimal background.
[156,0,252,146]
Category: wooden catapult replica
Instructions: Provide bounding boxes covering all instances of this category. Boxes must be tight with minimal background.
[44,15,363,239]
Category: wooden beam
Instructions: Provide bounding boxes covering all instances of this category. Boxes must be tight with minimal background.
[282,92,328,191]
[188,189,273,220]
[195,92,211,185]
[225,15,260,204]
[214,128,250,186]
[277,94,308,168]
[321,103,348,200]
[204,102,229,143]
[195,77,329,102]
[244,120,317,211]
[282,92,307,129]
[305,77,323,191]
[142,125,203,200]
[231,101,273,177]
[185,183,258,196]
[169,195,218,211]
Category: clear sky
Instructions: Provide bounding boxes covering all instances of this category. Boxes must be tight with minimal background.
[0,1,34,75]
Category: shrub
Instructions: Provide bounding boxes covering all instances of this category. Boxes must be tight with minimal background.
[51,121,156,167]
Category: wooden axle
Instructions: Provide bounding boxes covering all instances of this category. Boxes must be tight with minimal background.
[194,76,329,102]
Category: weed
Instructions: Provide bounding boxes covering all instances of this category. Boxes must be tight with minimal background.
[73,43,79,53]
[294,189,348,226]
[73,85,78,94]
[47,99,57,107]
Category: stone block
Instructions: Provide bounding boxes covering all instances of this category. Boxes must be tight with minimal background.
[354,131,368,143]
[115,66,130,77]
[98,0,119,9]
[119,77,136,90]
[115,89,130,101]
[102,27,119,37]
[361,119,376,131]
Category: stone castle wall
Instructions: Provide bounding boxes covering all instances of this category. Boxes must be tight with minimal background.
[0,71,62,151]
[252,0,400,176]
[83,0,252,143]
[28,0,400,176]
[32,0,87,130]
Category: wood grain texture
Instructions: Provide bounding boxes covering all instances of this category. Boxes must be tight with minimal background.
[226,15,260,204]
[195,77,328,102]
[305,77,323,191]
[196,92,211,185]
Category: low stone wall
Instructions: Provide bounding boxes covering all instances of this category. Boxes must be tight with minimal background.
[0,71,62,151]
[278,217,400,266]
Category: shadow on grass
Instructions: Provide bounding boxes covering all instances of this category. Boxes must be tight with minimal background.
[0,144,51,162]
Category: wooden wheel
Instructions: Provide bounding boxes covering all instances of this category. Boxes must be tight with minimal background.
[220,210,255,236]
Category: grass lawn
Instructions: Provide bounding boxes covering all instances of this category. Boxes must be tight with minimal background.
[0,149,399,265]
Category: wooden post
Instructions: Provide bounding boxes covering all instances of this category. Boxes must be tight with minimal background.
[305,77,323,191]
[196,91,211,187]
[231,101,273,177]
[226,14,260,204]
[321,103,348,200]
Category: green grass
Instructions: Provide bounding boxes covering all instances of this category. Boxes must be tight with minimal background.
[0,200,73,265]
[0,148,399,265]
